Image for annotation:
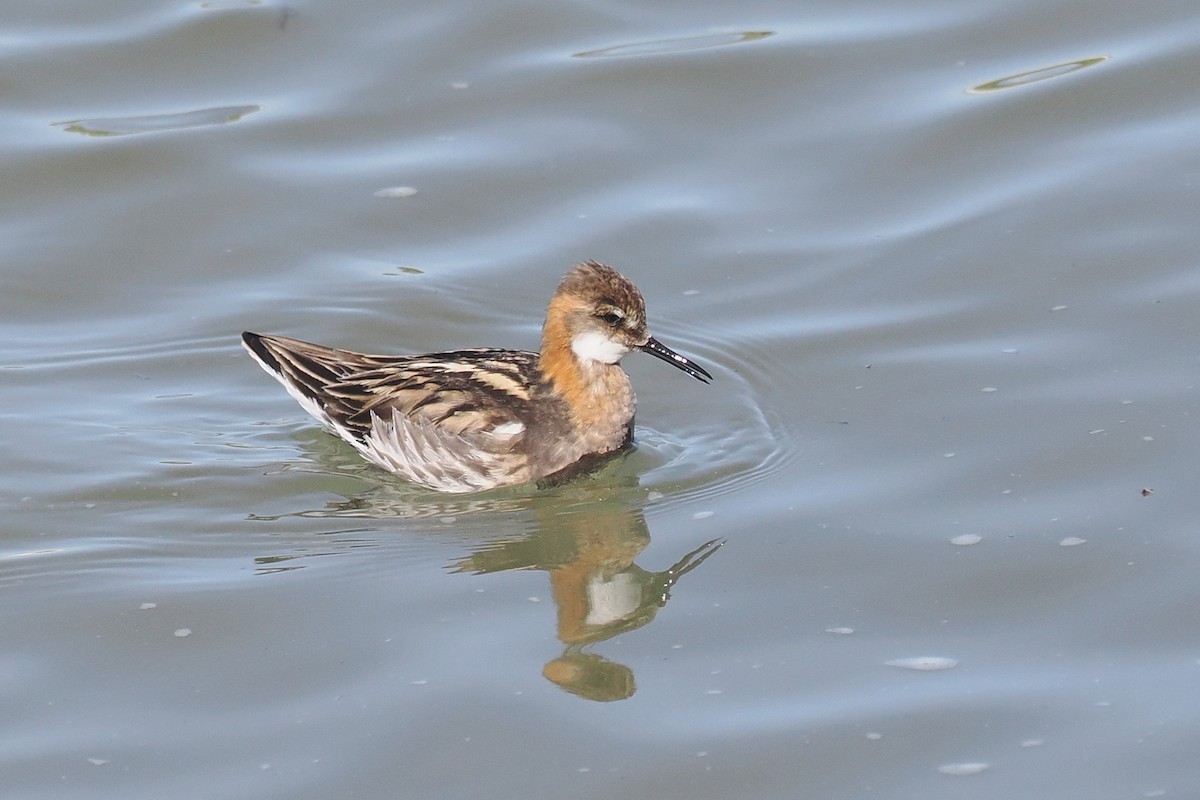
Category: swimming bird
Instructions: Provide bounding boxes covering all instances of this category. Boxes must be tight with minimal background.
[242,261,711,493]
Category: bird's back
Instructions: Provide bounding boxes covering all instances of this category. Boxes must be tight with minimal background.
[242,332,544,491]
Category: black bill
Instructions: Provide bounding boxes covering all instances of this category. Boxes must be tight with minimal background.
[640,337,713,383]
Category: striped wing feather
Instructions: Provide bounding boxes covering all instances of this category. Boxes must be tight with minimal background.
[242,332,539,492]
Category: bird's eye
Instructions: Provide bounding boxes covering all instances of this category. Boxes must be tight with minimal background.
[599,311,622,326]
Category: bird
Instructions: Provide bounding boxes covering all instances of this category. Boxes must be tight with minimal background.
[242,261,711,493]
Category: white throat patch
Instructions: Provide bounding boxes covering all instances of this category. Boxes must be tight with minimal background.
[571,330,628,365]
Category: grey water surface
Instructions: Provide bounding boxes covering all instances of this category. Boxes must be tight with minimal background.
[4,0,1200,797]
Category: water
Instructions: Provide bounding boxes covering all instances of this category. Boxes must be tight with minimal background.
[5,0,1200,797]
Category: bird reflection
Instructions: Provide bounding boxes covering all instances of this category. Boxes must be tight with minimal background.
[248,434,723,701]
[452,495,722,702]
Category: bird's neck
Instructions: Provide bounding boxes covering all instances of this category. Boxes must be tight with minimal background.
[539,304,634,434]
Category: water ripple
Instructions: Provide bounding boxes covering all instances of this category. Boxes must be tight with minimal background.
[574,31,773,59]
[632,326,797,510]
[53,105,260,137]
[969,56,1107,93]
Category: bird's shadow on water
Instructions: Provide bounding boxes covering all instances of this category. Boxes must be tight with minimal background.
[246,435,725,702]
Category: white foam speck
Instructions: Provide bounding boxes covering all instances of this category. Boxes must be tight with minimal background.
[139,602,157,610]
[825,627,854,635]
[373,186,418,198]
[1060,537,1087,546]
[950,534,982,546]
[885,656,958,671]
[693,510,714,520]
[174,628,191,638]
[938,762,989,776]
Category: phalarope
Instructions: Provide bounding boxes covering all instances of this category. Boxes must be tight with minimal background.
[242,261,711,493]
